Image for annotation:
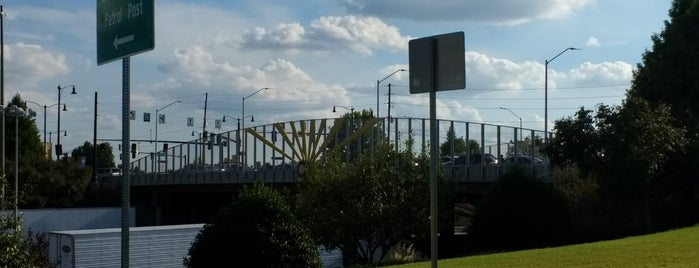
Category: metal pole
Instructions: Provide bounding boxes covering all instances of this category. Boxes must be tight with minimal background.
[202,93,208,165]
[376,79,380,118]
[43,105,47,146]
[14,113,18,226]
[120,56,131,268]
[57,86,61,160]
[429,38,438,268]
[1,5,5,188]
[544,61,548,143]
[93,92,98,182]
[241,97,245,169]
[387,83,392,139]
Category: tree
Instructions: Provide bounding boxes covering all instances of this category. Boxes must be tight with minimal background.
[468,167,571,251]
[70,141,116,169]
[299,143,433,265]
[440,125,466,156]
[544,107,601,172]
[184,184,320,268]
[625,0,699,227]
[505,135,544,158]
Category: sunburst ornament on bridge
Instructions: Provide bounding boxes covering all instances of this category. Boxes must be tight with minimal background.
[246,117,381,177]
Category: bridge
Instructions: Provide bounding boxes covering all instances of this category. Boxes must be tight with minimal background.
[123,117,551,186]
[97,117,552,225]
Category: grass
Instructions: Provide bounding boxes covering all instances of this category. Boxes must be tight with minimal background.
[386,224,699,268]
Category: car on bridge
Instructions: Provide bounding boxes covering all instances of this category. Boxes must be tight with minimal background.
[451,153,499,165]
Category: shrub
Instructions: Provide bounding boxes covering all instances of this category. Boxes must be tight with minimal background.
[183,184,320,267]
[468,167,571,251]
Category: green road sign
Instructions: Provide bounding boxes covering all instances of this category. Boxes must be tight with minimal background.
[97,0,154,65]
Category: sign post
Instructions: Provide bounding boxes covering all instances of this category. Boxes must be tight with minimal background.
[409,32,465,268]
[96,1,154,267]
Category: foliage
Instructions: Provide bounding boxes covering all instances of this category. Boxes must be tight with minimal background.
[0,216,29,268]
[70,141,116,169]
[440,125,466,156]
[326,109,380,160]
[505,135,544,158]
[468,167,571,251]
[184,184,320,268]
[299,143,433,265]
[544,108,600,173]
[19,157,91,208]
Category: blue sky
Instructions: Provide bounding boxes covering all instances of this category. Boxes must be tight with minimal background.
[1,0,670,163]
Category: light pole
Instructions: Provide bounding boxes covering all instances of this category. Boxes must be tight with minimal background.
[223,114,253,167]
[154,100,181,173]
[56,84,76,160]
[4,104,36,227]
[25,101,59,150]
[48,130,68,146]
[500,107,522,141]
[242,87,268,169]
[545,47,579,142]
[376,69,406,118]
[332,105,354,115]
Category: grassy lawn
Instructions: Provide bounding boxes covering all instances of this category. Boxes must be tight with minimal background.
[387,224,699,268]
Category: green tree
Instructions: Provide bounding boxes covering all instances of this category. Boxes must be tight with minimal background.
[440,125,466,156]
[184,184,320,268]
[544,107,600,172]
[468,167,571,251]
[299,143,433,264]
[625,0,699,227]
[505,135,544,158]
[70,141,116,169]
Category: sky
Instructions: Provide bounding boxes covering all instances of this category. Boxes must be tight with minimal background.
[0,0,671,164]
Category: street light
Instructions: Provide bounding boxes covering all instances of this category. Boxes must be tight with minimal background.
[545,47,580,142]
[25,101,59,151]
[223,114,253,166]
[154,100,181,173]
[376,69,407,118]
[56,84,76,159]
[3,104,36,228]
[500,107,522,141]
[48,130,67,145]
[332,105,354,114]
[242,87,269,169]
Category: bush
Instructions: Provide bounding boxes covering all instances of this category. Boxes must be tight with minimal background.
[468,167,571,251]
[183,184,320,267]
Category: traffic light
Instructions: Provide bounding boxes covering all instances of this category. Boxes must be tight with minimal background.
[131,143,137,158]
[55,144,63,156]
[163,143,169,152]
[216,134,222,145]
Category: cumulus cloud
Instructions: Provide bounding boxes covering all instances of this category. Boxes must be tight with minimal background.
[341,0,592,25]
[585,36,600,47]
[241,16,410,56]
[155,45,349,122]
[465,51,542,90]
[569,61,634,83]
[5,43,70,89]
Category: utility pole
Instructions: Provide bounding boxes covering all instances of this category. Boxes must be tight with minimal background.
[202,93,208,165]
[387,83,392,139]
[93,92,98,182]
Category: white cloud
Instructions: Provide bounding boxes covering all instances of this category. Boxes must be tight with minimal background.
[465,51,542,90]
[5,43,70,89]
[585,36,600,47]
[569,61,634,83]
[341,0,593,25]
[240,16,410,56]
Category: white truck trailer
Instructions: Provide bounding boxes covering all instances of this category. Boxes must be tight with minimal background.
[49,224,203,268]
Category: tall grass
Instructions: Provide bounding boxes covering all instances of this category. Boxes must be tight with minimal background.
[387,224,699,268]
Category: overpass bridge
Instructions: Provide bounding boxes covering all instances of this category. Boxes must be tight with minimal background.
[100,117,551,225]
[123,117,551,186]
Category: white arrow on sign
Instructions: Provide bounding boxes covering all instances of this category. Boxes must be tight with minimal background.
[113,34,135,49]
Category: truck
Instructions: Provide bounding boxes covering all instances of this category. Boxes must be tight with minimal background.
[49,224,203,268]
[49,224,343,268]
